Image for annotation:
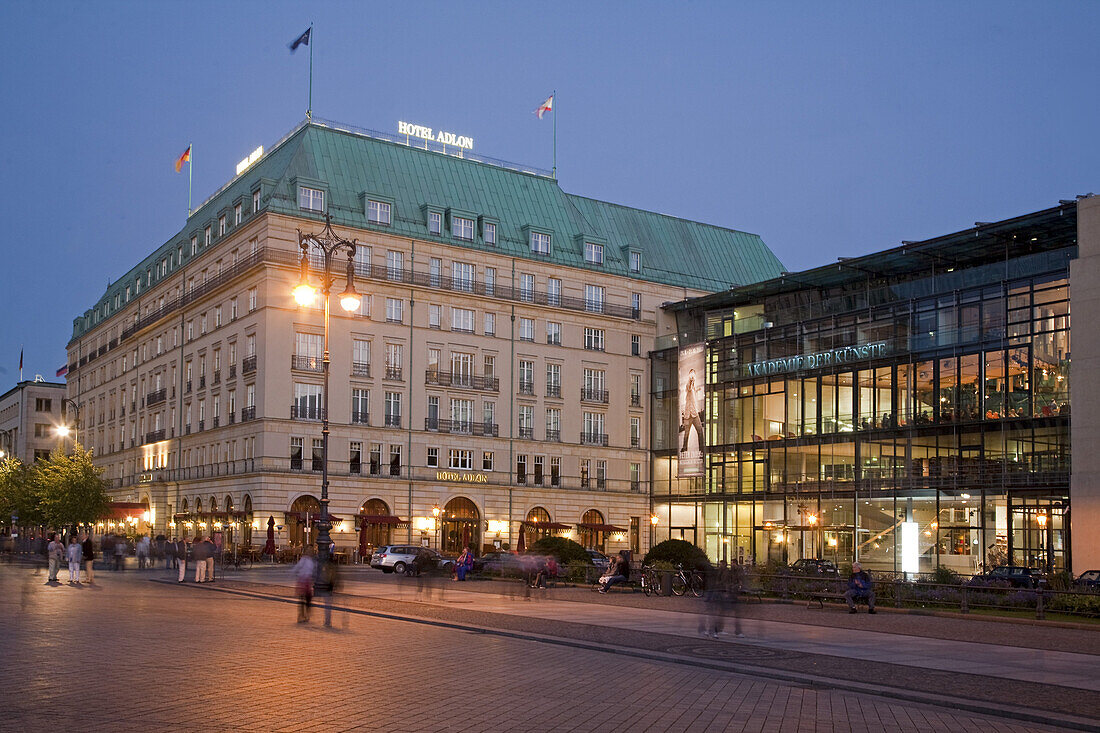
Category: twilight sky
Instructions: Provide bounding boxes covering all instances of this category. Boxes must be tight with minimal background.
[0,1,1097,382]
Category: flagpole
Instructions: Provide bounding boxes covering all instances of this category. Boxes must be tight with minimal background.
[187,143,193,217]
[307,23,314,120]
[552,89,557,178]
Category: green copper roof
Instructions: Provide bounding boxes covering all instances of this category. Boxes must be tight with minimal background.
[73,119,783,339]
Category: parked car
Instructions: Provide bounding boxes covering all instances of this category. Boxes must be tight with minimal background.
[370,545,455,574]
[789,559,840,577]
[1075,569,1100,589]
[973,565,1040,588]
[587,550,610,570]
[473,552,525,574]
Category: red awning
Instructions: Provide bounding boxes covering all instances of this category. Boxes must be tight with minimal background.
[358,514,409,526]
[284,511,343,523]
[522,521,573,530]
[576,523,627,533]
[106,502,147,520]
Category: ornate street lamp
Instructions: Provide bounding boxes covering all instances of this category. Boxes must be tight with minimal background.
[293,214,361,564]
[53,398,80,448]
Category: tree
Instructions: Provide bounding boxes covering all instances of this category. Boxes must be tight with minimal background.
[0,456,40,526]
[643,539,712,571]
[528,536,592,566]
[30,447,111,529]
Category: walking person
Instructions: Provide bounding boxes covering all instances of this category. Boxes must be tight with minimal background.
[113,535,126,571]
[192,536,208,583]
[46,533,63,583]
[136,534,150,570]
[81,532,96,584]
[66,535,83,584]
[293,549,317,623]
[166,537,180,572]
[177,537,189,583]
[699,560,744,638]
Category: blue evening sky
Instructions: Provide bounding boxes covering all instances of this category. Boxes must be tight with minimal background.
[0,1,1096,381]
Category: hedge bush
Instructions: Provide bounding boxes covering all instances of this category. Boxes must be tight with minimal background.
[529,536,592,567]
[643,539,712,572]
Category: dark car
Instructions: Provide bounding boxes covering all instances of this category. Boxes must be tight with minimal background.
[789,559,840,577]
[473,552,525,574]
[1075,570,1100,589]
[974,565,1040,588]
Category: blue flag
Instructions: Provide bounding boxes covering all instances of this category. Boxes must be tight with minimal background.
[289,27,311,52]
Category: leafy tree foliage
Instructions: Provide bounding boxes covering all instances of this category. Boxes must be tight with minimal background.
[642,539,712,571]
[0,457,39,525]
[528,536,592,566]
[29,447,111,529]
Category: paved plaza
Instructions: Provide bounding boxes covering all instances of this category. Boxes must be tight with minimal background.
[1,561,1097,732]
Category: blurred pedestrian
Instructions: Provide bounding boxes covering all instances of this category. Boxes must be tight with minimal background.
[700,560,744,638]
[66,535,83,583]
[293,549,317,623]
[113,535,126,571]
[81,532,96,584]
[46,533,63,582]
[136,534,151,570]
[166,537,181,571]
[192,536,208,582]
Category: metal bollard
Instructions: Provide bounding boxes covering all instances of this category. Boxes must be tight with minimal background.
[661,571,674,596]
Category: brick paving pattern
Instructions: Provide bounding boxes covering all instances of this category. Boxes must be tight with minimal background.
[0,564,1080,732]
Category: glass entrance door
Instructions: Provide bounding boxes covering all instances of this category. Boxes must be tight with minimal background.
[1009,497,1066,572]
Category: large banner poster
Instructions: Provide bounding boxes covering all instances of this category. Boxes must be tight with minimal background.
[678,343,705,477]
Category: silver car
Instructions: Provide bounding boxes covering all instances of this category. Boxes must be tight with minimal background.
[370,545,454,574]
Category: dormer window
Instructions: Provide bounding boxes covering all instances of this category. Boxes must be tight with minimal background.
[204,227,211,245]
[367,200,392,225]
[252,190,260,213]
[629,251,641,272]
[484,221,497,245]
[219,215,227,235]
[234,204,242,225]
[584,242,604,265]
[429,212,442,235]
[298,186,324,212]
[530,231,551,255]
[453,216,474,241]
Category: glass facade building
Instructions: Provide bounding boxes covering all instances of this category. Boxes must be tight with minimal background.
[651,203,1080,575]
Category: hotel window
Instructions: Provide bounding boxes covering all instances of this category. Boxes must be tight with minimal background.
[533,455,545,486]
[367,200,391,225]
[484,312,496,336]
[351,388,369,424]
[630,463,640,488]
[629,251,641,272]
[449,449,472,470]
[584,284,605,313]
[520,273,535,303]
[519,317,535,341]
[451,307,474,333]
[429,304,441,329]
[298,186,324,212]
[386,298,404,323]
[632,334,641,356]
[547,278,561,307]
[516,454,528,484]
[429,258,442,287]
[389,445,402,476]
[252,190,260,213]
[386,343,403,377]
[451,352,473,382]
[354,294,371,318]
[386,250,404,280]
[595,460,607,489]
[230,297,238,320]
[354,244,371,276]
[201,314,207,334]
[485,267,496,296]
[630,374,642,403]
[580,459,590,489]
[547,321,562,345]
[247,335,255,356]
[384,392,402,427]
[429,211,442,235]
[248,288,257,311]
[190,236,198,255]
[546,407,560,438]
[530,231,550,255]
[293,383,323,419]
[483,451,494,471]
[519,405,534,438]
[484,221,496,245]
[483,355,496,378]
[234,204,242,226]
[518,360,534,393]
[453,216,474,241]
[215,306,223,328]
[350,441,362,474]
[584,242,604,265]
[546,363,561,396]
[483,400,496,426]
[584,411,605,437]
[630,417,641,447]
[631,292,641,316]
[295,332,323,367]
[426,396,439,427]
[427,447,439,468]
[427,348,440,378]
[550,456,561,486]
[451,398,473,429]
[290,437,304,470]
[452,261,474,292]
[246,384,255,408]
[204,227,211,245]
[584,327,605,351]
[369,443,382,475]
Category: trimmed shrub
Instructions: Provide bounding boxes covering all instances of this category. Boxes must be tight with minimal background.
[529,536,591,567]
[643,539,712,572]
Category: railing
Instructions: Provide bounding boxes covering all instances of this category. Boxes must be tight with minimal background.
[630,394,642,407]
[292,355,323,372]
[146,388,167,406]
[631,436,641,448]
[144,429,166,444]
[228,412,236,425]
[518,426,534,439]
[352,411,370,425]
[518,381,534,395]
[384,415,401,428]
[240,406,256,422]
[228,364,236,379]
[186,380,192,394]
[546,429,561,442]
[197,420,205,431]
[581,387,609,403]
[352,362,371,377]
[242,355,257,374]
[581,432,609,446]
[545,384,561,398]
[212,370,221,385]
[516,473,527,485]
[424,418,499,436]
[385,366,403,381]
[291,405,325,420]
[424,371,499,391]
[199,376,206,389]
[213,416,220,428]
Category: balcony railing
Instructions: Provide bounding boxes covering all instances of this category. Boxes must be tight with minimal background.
[213,416,220,428]
[630,394,642,407]
[240,406,256,422]
[518,381,534,395]
[228,364,236,379]
[384,414,401,428]
[385,366,403,381]
[146,388,167,406]
[242,355,257,374]
[424,418,499,436]
[352,411,370,425]
[213,370,221,385]
[292,355,324,372]
[580,432,609,446]
[291,405,325,421]
[144,429,166,444]
[581,387,609,403]
[199,376,206,389]
[197,420,205,432]
[518,426,534,439]
[424,371,499,391]
[631,436,640,448]
[545,384,561,398]
[185,380,192,394]
[546,429,561,442]
[516,473,527,485]
[352,362,371,377]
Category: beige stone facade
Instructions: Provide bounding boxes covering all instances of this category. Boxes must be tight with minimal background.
[0,380,68,464]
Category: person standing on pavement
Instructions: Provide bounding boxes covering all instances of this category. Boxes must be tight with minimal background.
[293,549,317,623]
[166,537,179,572]
[81,532,96,584]
[203,536,216,582]
[177,537,189,583]
[66,535,83,583]
[192,536,208,583]
[136,534,150,570]
[46,533,63,582]
[844,562,876,614]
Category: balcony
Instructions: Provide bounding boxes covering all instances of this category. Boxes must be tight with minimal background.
[631,480,641,492]
[292,355,323,372]
[352,411,370,425]
[545,384,561,398]
[240,406,256,422]
[228,412,236,425]
[580,432,609,446]
[545,429,561,442]
[185,380,192,394]
[197,420,205,432]
[213,416,220,428]
[242,355,257,374]
[146,388,167,406]
[581,387,609,404]
[518,426,535,439]
[631,436,640,448]
[291,405,325,421]
[213,370,221,385]
[424,418,498,436]
[229,364,236,379]
[352,362,371,378]
[185,424,191,435]
[630,394,642,407]
[199,376,206,389]
[424,371,499,391]
[385,366,403,381]
[518,381,534,396]
[384,414,401,428]
[143,429,166,444]
[516,473,527,485]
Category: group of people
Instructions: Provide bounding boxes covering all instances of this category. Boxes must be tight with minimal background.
[169,536,218,583]
[44,532,97,584]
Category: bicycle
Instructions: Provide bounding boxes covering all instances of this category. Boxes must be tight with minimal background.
[670,564,705,597]
[640,565,662,596]
[220,553,253,571]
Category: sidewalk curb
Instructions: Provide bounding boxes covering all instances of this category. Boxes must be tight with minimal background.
[153,578,1100,733]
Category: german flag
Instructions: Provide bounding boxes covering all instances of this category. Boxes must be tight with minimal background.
[175,144,192,173]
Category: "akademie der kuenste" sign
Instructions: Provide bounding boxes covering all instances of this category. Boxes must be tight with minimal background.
[744,342,889,377]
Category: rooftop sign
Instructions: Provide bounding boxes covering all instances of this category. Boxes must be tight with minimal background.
[236,146,263,175]
[398,121,473,150]
[745,342,889,377]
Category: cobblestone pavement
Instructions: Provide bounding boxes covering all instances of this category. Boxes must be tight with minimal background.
[0,564,1088,732]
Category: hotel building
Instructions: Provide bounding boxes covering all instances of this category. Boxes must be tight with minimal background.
[65,118,783,555]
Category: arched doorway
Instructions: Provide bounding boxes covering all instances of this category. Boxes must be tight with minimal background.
[524,506,552,547]
[242,495,253,545]
[580,509,606,552]
[223,495,236,548]
[359,498,393,551]
[442,497,480,555]
[288,495,321,547]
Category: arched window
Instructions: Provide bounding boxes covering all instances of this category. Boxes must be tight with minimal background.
[442,497,481,555]
[524,506,552,546]
[242,495,253,545]
[359,498,392,550]
[288,495,321,547]
[580,509,606,552]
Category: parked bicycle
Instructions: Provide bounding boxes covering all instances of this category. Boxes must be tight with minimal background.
[671,563,705,597]
[220,552,253,571]
[641,565,662,596]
